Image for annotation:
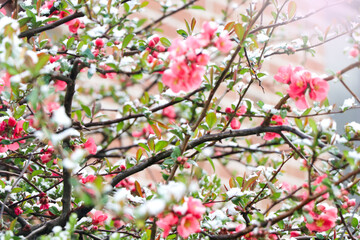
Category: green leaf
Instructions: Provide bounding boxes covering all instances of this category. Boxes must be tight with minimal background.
[22,121,29,131]
[116,122,124,132]
[302,108,312,116]
[303,211,314,223]
[160,37,171,47]
[234,23,245,42]
[190,17,196,31]
[257,72,266,78]
[67,37,75,48]
[12,187,23,193]
[81,104,92,117]
[140,1,148,8]
[10,218,17,230]
[308,118,318,133]
[14,105,26,119]
[288,1,297,19]
[123,3,130,12]
[32,170,43,177]
[49,206,60,215]
[207,156,216,172]
[122,34,134,49]
[155,140,169,152]
[206,112,217,129]
[190,5,205,10]
[280,109,287,119]
[352,217,359,228]
[34,53,50,75]
[176,29,188,38]
[82,48,95,59]
[171,146,181,159]
[294,118,303,130]
[138,143,150,152]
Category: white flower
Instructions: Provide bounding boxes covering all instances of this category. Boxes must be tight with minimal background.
[341,97,356,110]
[51,107,72,127]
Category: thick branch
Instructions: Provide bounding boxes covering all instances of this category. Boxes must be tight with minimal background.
[18,12,85,38]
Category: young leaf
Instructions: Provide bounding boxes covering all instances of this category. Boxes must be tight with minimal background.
[206,112,217,129]
[122,34,134,49]
[288,1,297,19]
[234,23,245,41]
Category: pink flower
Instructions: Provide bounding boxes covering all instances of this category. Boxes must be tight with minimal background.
[274,65,304,84]
[40,203,50,210]
[215,32,233,53]
[305,204,337,232]
[0,72,11,93]
[274,65,293,84]
[168,39,188,58]
[290,231,301,237]
[230,118,241,130]
[8,142,19,151]
[162,63,203,93]
[288,71,310,97]
[186,197,206,219]
[309,77,329,101]
[95,38,105,48]
[162,106,176,119]
[14,206,23,216]
[91,210,108,225]
[99,65,116,79]
[132,131,143,138]
[315,185,329,199]
[0,7,6,15]
[263,115,288,140]
[313,174,327,185]
[81,175,96,184]
[235,224,245,232]
[177,214,201,239]
[8,117,16,127]
[46,102,60,113]
[287,71,312,109]
[40,153,52,164]
[156,213,178,238]
[68,19,81,33]
[200,21,218,45]
[49,55,61,63]
[196,53,210,66]
[236,105,247,116]
[350,47,359,58]
[348,199,356,207]
[54,80,67,91]
[84,137,97,154]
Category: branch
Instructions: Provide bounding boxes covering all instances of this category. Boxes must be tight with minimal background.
[264,24,360,58]
[81,87,205,128]
[111,125,321,187]
[249,0,346,35]
[18,12,85,38]
[206,167,360,239]
[0,200,30,228]
[64,59,85,118]
[135,0,198,34]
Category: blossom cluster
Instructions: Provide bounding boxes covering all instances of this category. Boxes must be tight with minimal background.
[274,65,329,109]
[225,105,246,130]
[157,197,206,238]
[42,0,84,34]
[162,22,233,93]
[0,117,27,153]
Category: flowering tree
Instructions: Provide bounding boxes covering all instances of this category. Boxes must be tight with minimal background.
[1,0,360,239]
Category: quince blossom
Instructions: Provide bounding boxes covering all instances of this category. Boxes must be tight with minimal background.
[304,203,337,232]
[275,65,329,109]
